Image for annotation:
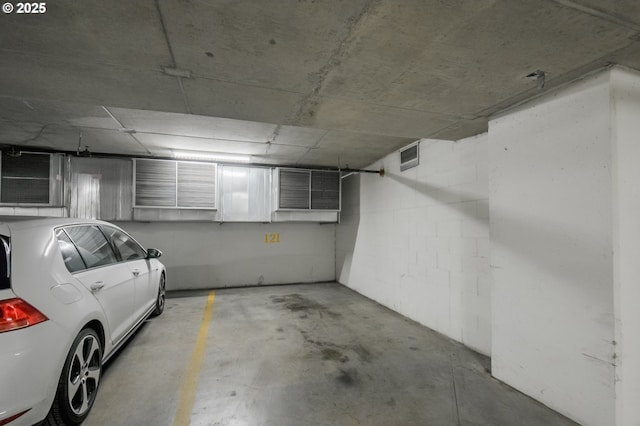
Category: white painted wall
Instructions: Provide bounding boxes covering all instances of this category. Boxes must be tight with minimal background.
[489,71,615,426]
[611,67,640,426]
[336,135,492,355]
[117,222,336,290]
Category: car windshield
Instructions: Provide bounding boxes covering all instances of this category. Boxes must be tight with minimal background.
[0,235,9,290]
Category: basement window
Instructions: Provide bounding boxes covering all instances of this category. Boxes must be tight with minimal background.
[134,159,217,209]
[0,152,51,204]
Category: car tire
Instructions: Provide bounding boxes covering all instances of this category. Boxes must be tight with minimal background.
[44,328,102,425]
[151,273,166,317]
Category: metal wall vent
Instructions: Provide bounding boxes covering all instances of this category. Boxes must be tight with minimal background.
[311,171,340,210]
[279,169,310,209]
[134,159,217,209]
[1,152,51,204]
[278,168,340,211]
[400,143,419,171]
[135,159,175,207]
[177,162,216,208]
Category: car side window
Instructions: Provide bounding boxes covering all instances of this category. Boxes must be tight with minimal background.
[55,229,87,273]
[65,226,118,269]
[103,227,147,262]
[0,236,10,289]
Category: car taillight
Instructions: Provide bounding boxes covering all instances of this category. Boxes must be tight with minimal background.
[0,409,31,425]
[0,298,48,333]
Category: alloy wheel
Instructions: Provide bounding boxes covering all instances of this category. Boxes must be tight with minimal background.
[67,333,101,416]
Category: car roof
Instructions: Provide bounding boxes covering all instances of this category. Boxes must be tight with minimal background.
[0,217,114,233]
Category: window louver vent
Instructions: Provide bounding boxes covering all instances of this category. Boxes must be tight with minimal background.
[1,152,50,204]
[177,162,216,208]
[135,160,176,207]
[279,169,310,209]
[311,171,340,210]
[134,159,217,209]
[278,168,340,211]
[400,144,419,171]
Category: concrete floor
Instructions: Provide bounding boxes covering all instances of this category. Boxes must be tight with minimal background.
[85,282,577,426]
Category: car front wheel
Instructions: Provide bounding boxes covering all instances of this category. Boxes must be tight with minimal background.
[45,328,102,425]
[151,273,165,317]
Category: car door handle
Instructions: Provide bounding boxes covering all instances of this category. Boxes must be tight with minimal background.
[132,270,140,277]
[90,281,105,292]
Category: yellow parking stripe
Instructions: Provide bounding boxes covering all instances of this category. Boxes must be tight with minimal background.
[173,291,215,426]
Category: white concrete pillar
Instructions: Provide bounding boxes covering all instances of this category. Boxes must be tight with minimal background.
[611,66,640,426]
[490,65,640,426]
[489,70,615,426]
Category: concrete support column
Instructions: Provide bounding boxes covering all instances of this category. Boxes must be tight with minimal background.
[611,67,640,426]
[490,65,640,426]
[489,70,615,426]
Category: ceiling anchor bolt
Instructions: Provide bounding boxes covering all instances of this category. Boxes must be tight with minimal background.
[526,70,546,89]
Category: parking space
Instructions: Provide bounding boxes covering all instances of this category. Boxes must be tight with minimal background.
[84,293,206,426]
[87,283,576,426]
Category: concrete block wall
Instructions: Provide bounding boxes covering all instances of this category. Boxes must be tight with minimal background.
[337,134,491,355]
[118,221,336,290]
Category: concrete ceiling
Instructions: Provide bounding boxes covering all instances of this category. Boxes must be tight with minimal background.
[1,0,639,168]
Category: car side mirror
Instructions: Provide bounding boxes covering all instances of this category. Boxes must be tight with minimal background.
[146,248,163,259]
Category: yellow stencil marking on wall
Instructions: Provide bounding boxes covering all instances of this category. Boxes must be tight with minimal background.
[264,233,281,243]
[173,291,215,426]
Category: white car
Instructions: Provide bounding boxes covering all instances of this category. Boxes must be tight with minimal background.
[0,218,166,426]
